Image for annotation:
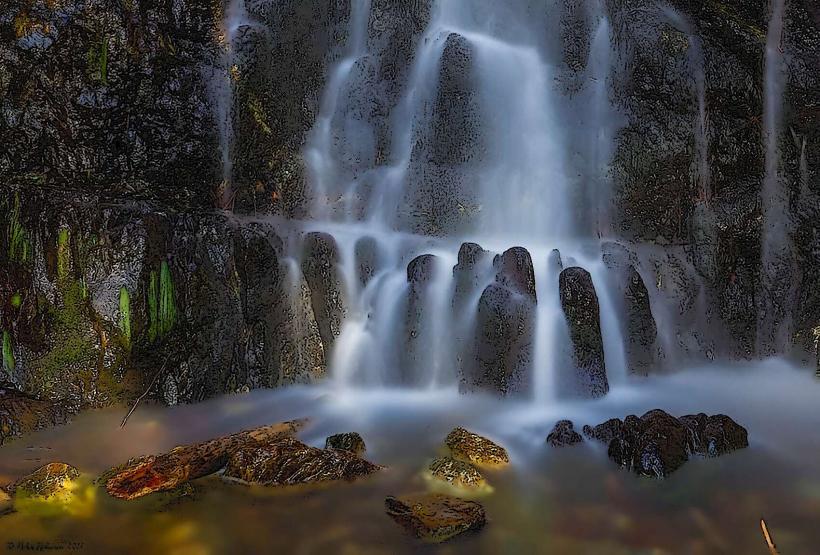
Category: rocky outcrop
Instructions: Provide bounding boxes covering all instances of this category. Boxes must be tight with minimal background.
[583,409,749,477]
[445,427,509,467]
[301,232,347,355]
[427,457,487,490]
[224,437,380,486]
[546,420,583,447]
[558,267,609,398]
[602,243,660,375]
[463,247,537,395]
[385,493,486,543]
[325,432,366,455]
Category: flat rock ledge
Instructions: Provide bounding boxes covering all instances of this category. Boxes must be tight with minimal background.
[445,427,509,467]
[583,409,749,478]
[385,493,487,543]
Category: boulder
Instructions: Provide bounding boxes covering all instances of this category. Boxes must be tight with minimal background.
[301,232,347,353]
[586,410,749,477]
[0,389,72,445]
[427,457,487,490]
[494,247,537,301]
[445,427,509,467]
[558,267,609,398]
[466,283,534,395]
[546,420,583,447]
[224,437,380,486]
[6,462,80,500]
[325,432,366,455]
[453,242,491,311]
[385,493,486,543]
[679,413,749,457]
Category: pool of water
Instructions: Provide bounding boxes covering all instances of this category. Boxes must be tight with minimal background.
[1,359,818,553]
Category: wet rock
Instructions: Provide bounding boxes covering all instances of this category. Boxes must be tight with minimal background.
[680,413,749,457]
[546,420,583,447]
[224,437,380,486]
[445,427,509,467]
[621,266,659,375]
[582,418,624,444]
[404,254,441,383]
[587,410,749,477]
[427,457,487,490]
[301,232,347,353]
[6,463,80,500]
[0,389,72,445]
[452,242,491,311]
[407,254,437,284]
[354,236,380,286]
[325,432,366,455]
[385,493,486,543]
[494,247,537,301]
[548,249,564,275]
[466,283,534,395]
[558,267,609,398]
[0,489,11,515]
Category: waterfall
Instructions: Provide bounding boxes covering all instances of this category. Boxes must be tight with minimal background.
[758,0,793,355]
[294,0,638,398]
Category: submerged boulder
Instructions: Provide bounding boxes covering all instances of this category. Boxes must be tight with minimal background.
[325,432,367,455]
[385,493,486,543]
[224,437,380,486]
[301,232,347,353]
[6,463,80,500]
[427,457,487,490]
[546,420,583,447]
[445,427,509,467]
[585,410,749,477]
[558,267,609,398]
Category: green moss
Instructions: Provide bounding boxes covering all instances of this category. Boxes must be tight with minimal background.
[57,228,71,282]
[148,261,176,342]
[248,95,272,135]
[118,287,131,348]
[2,330,14,372]
[87,35,110,84]
[10,293,22,309]
[6,193,31,264]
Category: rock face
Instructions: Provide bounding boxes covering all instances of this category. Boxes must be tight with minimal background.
[584,410,749,477]
[0,389,71,445]
[385,493,486,543]
[445,427,509,467]
[494,248,537,301]
[301,232,347,355]
[546,420,583,447]
[325,432,366,455]
[558,267,609,397]
[427,457,487,490]
[224,437,380,486]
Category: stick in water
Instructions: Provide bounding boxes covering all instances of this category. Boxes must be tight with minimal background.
[760,518,779,555]
[120,359,168,429]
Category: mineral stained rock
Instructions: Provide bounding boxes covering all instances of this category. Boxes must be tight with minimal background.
[445,427,509,467]
[385,493,486,543]
[427,457,487,490]
[325,432,367,455]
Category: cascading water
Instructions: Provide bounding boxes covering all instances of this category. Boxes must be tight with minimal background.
[758,0,795,356]
[280,0,733,399]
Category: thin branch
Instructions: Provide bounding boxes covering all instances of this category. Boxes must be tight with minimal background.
[760,518,779,555]
[120,358,168,429]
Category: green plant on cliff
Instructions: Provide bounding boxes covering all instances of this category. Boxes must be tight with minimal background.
[2,330,14,372]
[57,227,71,281]
[118,287,131,348]
[87,35,109,84]
[148,261,176,342]
[6,193,31,263]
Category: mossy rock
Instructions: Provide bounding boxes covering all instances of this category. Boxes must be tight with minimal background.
[445,427,509,467]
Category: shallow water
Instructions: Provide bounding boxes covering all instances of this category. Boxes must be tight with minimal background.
[1,360,819,554]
